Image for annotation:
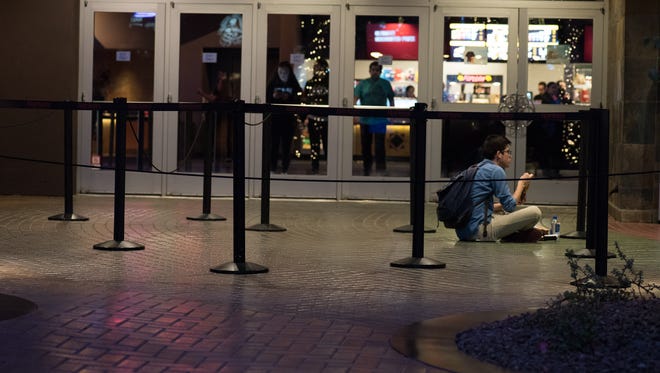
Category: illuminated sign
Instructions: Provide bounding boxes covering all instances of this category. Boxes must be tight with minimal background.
[217,14,242,47]
[130,12,156,29]
[456,74,494,83]
[366,23,418,60]
[116,51,131,62]
[448,23,508,61]
[202,52,217,63]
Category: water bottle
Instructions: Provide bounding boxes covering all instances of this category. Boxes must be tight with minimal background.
[554,217,561,236]
[550,215,558,235]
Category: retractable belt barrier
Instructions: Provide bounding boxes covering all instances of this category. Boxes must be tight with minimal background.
[0,99,610,276]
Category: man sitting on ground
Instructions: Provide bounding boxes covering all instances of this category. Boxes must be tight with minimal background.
[456,134,546,242]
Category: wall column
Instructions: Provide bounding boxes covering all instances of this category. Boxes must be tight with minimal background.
[607,0,660,222]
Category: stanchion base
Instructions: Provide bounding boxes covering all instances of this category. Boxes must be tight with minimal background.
[210,262,269,274]
[93,240,145,251]
[560,230,586,239]
[245,223,287,232]
[187,213,227,221]
[570,275,630,289]
[48,213,89,221]
[565,248,616,259]
[393,224,437,233]
[390,257,446,269]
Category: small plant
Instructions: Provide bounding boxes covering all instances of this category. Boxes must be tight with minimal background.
[456,243,659,371]
[533,242,659,353]
[563,242,659,301]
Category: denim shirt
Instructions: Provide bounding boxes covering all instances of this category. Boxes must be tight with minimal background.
[456,159,518,241]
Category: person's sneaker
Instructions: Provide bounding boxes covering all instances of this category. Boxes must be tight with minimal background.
[501,227,546,243]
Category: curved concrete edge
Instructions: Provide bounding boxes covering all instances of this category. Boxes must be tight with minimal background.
[0,293,38,321]
[390,309,535,373]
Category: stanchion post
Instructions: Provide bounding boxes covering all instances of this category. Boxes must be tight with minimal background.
[210,100,268,274]
[93,97,144,251]
[246,105,285,232]
[137,110,145,170]
[594,109,610,277]
[587,114,597,248]
[391,103,445,269]
[393,119,436,234]
[561,119,587,239]
[566,110,614,260]
[114,99,127,242]
[188,110,226,221]
[569,109,618,287]
[49,102,88,221]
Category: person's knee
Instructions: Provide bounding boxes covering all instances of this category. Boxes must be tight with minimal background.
[527,205,542,222]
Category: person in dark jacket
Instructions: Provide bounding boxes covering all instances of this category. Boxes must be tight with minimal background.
[303,59,329,174]
[266,61,302,174]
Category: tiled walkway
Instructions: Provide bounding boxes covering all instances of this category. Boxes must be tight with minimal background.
[0,195,658,372]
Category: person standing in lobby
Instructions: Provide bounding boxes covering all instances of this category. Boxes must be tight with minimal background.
[353,61,395,176]
[266,61,302,174]
[303,59,330,174]
[533,81,546,103]
[198,70,234,166]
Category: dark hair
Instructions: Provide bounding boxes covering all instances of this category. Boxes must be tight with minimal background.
[546,81,559,91]
[369,61,382,70]
[273,61,296,83]
[482,134,511,159]
[277,61,294,73]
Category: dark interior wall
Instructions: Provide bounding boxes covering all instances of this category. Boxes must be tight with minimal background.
[0,1,79,195]
[608,0,660,222]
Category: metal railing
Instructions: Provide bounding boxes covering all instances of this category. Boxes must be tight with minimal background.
[0,98,616,281]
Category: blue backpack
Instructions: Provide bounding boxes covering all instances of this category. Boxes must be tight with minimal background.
[436,163,480,229]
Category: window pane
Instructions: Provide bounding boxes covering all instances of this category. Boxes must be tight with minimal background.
[266,14,331,175]
[526,18,591,178]
[442,17,508,104]
[353,15,418,177]
[177,13,243,173]
[527,18,593,106]
[91,12,155,171]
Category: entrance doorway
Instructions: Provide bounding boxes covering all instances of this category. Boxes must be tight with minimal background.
[78,3,166,194]
[164,5,254,196]
[434,7,603,204]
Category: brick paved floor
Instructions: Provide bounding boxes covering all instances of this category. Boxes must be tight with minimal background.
[0,195,658,372]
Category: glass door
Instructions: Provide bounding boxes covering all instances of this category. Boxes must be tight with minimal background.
[434,7,602,205]
[253,4,341,198]
[342,6,429,200]
[78,2,166,194]
[164,4,253,196]
[434,7,518,183]
[519,8,603,204]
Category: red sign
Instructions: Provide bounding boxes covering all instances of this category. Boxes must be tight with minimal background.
[366,23,418,60]
[584,25,592,62]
